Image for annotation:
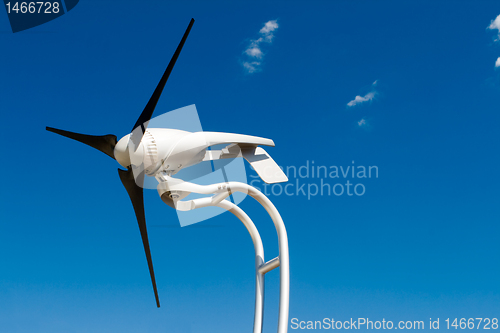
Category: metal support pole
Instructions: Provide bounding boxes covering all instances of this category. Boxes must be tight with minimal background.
[217,200,265,333]
[162,179,290,333]
[243,185,290,333]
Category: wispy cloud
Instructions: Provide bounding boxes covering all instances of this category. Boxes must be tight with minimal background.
[260,20,279,41]
[347,81,378,107]
[488,14,500,40]
[243,61,261,74]
[487,15,500,69]
[349,81,377,131]
[245,45,263,58]
[347,92,375,107]
[241,20,279,74]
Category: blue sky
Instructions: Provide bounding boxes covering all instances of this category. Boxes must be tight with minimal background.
[1,1,500,332]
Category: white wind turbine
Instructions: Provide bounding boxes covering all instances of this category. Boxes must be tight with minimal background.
[47,19,290,333]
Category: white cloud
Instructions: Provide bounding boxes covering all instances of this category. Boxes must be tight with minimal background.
[347,92,376,107]
[488,14,500,40]
[488,15,500,31]
[372,80,378,86]
[243,61,261,73]
[260,20,278,34]
[241,20,279,74]
[358,118,367,127]
[260,20,279,42]
[496,57,500,68]
[245,46,263,58]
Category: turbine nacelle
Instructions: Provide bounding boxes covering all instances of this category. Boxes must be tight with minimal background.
[114,128,284,180]
[114,128,201,175]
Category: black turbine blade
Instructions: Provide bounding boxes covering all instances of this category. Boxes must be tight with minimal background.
[118,168,161,308]
[46,127,117,160]
[130,18,195,147]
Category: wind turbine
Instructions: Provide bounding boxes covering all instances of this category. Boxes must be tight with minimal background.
[47,19,290,333]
